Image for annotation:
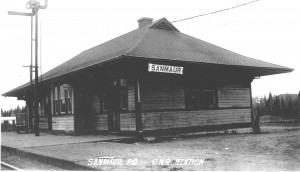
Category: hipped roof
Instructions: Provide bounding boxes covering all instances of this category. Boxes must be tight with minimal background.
[2,18,293,97]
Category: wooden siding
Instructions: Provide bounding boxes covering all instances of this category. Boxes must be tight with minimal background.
[39,116,48,129]
[141,88,185,110]
[52,115,74,131]
[142,109,251,130]
[93,114,108,130]
[128,86,135,111]
[218,87,251,108]
[120,113,136,131]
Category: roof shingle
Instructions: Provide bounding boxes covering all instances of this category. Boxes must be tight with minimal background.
[2,17,293,96]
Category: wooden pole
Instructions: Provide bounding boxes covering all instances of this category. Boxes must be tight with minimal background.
[29,9,34,130]
[134,72,143,138]
[34,8,40,136]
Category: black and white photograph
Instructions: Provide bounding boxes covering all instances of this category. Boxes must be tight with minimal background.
[1,0,299,171]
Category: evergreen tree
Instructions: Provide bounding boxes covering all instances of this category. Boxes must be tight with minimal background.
[297,91,300,116]
[273,95,282,116]
[286,94,294,117]
[266,92,273,115]
[280,96,287,116]
[259,96,267,116]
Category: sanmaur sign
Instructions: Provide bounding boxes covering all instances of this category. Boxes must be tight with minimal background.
[148,63,183,75]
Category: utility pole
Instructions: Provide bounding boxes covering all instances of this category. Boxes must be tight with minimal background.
[8,0,48,136]
[33,7,39,136]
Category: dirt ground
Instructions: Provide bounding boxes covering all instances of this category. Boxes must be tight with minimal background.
[20,123,300,171]
[1,150,64,171]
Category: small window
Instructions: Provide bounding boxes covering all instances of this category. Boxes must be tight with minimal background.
[185,90,217,110]
[66,89,73,113]
[202,90,216,108]
[120,90,128,110]
[60,85,66,114]
[102,93,109,112]
[120,79,128,110]
[54,87,59,114]
[53,84,73,115]
[120,79,127,87]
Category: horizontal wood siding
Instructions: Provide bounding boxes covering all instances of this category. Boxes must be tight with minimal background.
[39,116,48,129]
[93,114,108,130]
[218,87,251,108]
[141,88,185,110]
[120,113,136,131]
[52,115,74,131]
[142,109,251,130]
[128,86,135,111]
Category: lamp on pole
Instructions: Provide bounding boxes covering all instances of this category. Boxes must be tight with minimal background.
[8,0,47,136]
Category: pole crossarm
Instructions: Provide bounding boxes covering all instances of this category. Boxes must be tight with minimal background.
[8,11,33,16]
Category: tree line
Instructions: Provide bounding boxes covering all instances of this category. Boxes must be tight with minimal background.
[1,105,27,117]
[253,91,300,117]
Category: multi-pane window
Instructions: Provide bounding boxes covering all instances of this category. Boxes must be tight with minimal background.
[65,89,72,113]
[101,93,109,112]
[120,90,128,110]
[185,89,217,110]
[44,96,50,116]
[101,78,128,112]
[60,85,66,114]
[53,84,73,115]
[54,87,59,114]
[119,79,128,110]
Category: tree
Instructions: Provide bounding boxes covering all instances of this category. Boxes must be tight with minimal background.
[286,94,296,117]
[273,95,282,116]
[280,96,287,116]
[266,92,273,115]
[297,91,300,116]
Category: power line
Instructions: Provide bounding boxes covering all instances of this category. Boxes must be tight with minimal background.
[171,0,260,23]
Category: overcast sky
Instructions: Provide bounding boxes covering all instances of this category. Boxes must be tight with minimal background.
[0,0,299,110]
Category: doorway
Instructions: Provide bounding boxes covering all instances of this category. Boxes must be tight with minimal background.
[109,88,120,132]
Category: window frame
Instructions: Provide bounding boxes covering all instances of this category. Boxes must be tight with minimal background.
[119,78,128,111]
[52,84,73,115]
[185,89,218,110]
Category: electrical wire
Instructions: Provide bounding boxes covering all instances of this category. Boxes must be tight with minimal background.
[171,0,260,23]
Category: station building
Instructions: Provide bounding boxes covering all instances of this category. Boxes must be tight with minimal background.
[2,17,293,135]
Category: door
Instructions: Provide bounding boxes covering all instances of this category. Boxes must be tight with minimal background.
[109,89,120,132]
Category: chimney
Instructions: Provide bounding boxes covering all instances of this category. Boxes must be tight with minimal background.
[137,17,153,28]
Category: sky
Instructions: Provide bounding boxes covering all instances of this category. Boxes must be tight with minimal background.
[0,0,299,111]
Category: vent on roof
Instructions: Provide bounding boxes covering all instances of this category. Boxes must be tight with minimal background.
[153,22,174,31]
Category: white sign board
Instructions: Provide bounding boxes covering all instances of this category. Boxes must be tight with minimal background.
[148,63,183,75]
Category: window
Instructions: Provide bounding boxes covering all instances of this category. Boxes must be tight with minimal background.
[185,89,217,110]
[66,89,73,113]
[54,87,59,114]
[44,96,49,116]
[100,78,128,112]
[60,85,66,114]
[120,90,128,110]
[102,93,109,112]
[53,84,73,115]
[119,79,128,110]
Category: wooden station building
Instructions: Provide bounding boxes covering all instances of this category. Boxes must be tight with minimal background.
[2,17,293,135]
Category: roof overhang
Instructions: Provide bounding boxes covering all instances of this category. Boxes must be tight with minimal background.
[2,56,293,97]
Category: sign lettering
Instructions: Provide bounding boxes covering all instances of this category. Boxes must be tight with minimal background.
[148,63,183,75]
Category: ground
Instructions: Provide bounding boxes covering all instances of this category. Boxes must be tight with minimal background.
[1,117,300,171]
[65,126,300,171]
[1,151,64,171]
